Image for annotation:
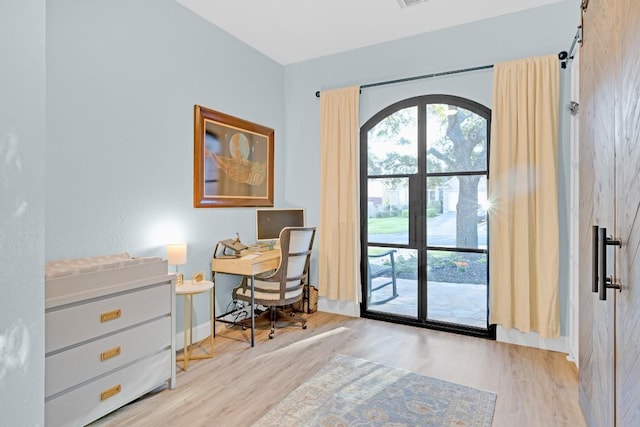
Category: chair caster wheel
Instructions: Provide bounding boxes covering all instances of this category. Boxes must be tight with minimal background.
[242,326,247,331]
[269,331,275,339]
[302,324,307,329]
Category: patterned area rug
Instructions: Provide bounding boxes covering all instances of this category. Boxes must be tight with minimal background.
[255,354,496,426]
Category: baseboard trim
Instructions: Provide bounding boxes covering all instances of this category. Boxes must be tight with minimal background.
[317,297,359,317]
[316,298,570,354]
[496,326,568,353]
[178,305,569,356]
[176,321,215,351]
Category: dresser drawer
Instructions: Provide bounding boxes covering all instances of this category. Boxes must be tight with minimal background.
[46,315,171,398]
[46,284,171,354]
[45,349,172,427]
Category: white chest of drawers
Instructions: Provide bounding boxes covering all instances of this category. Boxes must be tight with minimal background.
[45,258,176,427]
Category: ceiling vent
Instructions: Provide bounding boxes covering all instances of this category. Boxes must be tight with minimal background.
[397,0,428,8]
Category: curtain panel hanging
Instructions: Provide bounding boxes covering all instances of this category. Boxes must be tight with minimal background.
[489,55,560,338]
[318,86,361,303]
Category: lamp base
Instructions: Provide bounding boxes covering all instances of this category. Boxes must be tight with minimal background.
[176,272,184,285]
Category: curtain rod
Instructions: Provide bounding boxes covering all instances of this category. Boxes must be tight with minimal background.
[315,30,582,98]
[315,64,493,97]
[558,26,582,69]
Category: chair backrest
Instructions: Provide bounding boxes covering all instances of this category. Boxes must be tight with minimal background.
[264,226,316,303]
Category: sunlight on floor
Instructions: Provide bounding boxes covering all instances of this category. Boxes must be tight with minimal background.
[254,327,350,360]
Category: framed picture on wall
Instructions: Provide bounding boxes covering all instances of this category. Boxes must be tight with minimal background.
[193,105,274,208]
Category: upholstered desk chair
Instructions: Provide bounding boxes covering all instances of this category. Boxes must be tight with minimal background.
[233,226,316,339]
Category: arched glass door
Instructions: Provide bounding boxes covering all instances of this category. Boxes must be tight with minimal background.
[360,95,494,338]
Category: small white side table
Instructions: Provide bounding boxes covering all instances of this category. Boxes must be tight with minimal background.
[175,279,214,371]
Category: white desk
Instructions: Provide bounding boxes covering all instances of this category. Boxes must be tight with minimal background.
[175,279,214,370]
[211,250,280,347]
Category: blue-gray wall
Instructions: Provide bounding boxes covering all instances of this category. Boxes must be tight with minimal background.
[2,1,579,421]
[284,0,578,338]
[46,0,285,329]
[0,0,46,425]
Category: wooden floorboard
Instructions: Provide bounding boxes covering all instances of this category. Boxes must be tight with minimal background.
[91,312,585,427]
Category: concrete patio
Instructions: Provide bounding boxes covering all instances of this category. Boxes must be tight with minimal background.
[367,277,488,328]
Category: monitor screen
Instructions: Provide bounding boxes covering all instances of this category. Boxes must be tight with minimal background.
[256,208,305,242]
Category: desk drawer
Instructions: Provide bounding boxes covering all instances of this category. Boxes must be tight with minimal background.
[45,349,172,427]
[46,284,171,353]
[45,316,171,398]
[252,258,280,274]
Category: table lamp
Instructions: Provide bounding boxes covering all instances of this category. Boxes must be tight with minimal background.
[167,242,187,285]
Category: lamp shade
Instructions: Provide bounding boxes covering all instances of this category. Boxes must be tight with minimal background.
[166,243,187,265]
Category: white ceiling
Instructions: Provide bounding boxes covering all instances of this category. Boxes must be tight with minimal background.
[177,0,565,65]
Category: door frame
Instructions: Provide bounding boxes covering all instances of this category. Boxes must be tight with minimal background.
[359,94,495,339]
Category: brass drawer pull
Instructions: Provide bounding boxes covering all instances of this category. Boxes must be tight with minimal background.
[100,346,121,361]
[100,384,121,401]
[100,309,121,323]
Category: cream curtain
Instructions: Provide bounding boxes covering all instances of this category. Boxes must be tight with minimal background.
[489,55,560,338]
[318,86,361,303]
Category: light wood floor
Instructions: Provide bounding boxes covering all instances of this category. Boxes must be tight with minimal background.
[92,312,586,427]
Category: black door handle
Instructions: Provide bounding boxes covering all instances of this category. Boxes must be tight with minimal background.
[592,225,599,293]
[598,226,622,301]
[599,227,608,300]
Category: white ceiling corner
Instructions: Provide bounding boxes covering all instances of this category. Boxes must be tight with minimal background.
[176,0,566,65]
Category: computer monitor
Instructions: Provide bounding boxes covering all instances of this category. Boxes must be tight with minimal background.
[256,208,305,243]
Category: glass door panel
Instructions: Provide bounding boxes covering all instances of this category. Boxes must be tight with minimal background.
[426,250,488,328]
[366,247,418,318]
[366,106,418,175]
[367,177,409,245]
[361,95,493,339]
[426,176,488,249]
[426,104,487,173]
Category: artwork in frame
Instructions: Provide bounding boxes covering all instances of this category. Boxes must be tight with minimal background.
[194,105,274,208]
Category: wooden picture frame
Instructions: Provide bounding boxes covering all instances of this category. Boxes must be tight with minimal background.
[194,105,274,208]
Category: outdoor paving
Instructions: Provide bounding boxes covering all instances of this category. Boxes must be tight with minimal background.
[368,278,488,328]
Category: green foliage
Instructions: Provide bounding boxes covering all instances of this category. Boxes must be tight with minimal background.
[367,152,382,175]
[426,251,488,284]
[368,103,487,179]
[427,252,456,269]
[427,252,483,269]
[366,107,417,183]
[427,107,487,172]
[370,107,415,140]
[375,211,393,219]
[366,100,488,248]
[378,153,417,172]
[367,217,408,234]
[427,200,442,213]
[394,253,418,278]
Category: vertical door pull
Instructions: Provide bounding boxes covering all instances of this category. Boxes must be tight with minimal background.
[592,225,599,293]
[599,227,622,301]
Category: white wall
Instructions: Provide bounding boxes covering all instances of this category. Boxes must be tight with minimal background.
[0,0,46,424]
[45,0,285,332]
[284,0,578,349]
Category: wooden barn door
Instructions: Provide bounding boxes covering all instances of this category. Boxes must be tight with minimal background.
[579,0,640,425]
[614,0,640,425]
[578,0,616,424]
